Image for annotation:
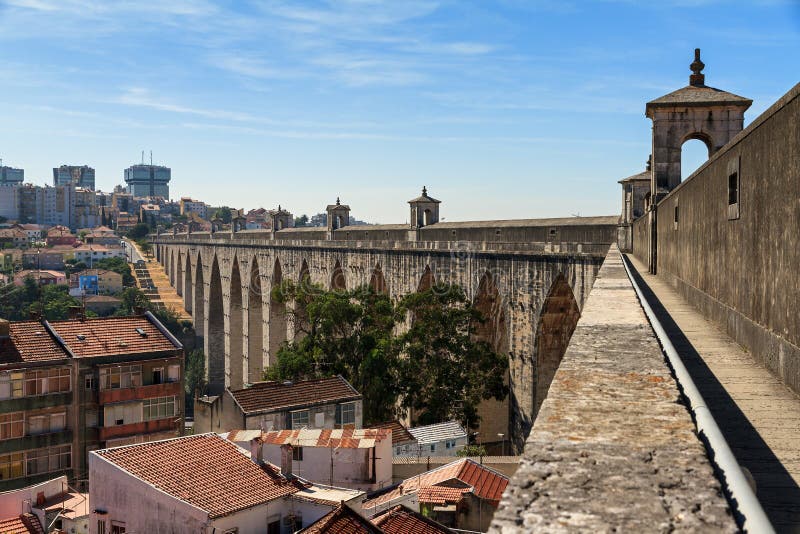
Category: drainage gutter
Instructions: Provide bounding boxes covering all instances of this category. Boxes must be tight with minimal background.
[621,253,774,534]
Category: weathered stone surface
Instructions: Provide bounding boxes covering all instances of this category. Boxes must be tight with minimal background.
[490,246,737,533]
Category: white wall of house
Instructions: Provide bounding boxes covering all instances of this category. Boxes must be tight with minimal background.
[0,476,66,518]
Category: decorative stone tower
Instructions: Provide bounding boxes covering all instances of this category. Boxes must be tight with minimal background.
[326,197,351,235]
[408,186,440,230]
[646,48,752,199]
[269,205,292,237]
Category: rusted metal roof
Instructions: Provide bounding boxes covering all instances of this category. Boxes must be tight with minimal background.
[230,375,361,414]
[368,421,416,446]
[259,428,391,449]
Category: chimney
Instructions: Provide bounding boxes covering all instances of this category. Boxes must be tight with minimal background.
[251,438,264,463]
[281,444,293,477]
[68,306,85,321]
[133,305,146,316]
[0,319,9,339]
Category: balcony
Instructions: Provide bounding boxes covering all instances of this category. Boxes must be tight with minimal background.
[98,381,181,404]
[99,418,179,441]
[0,430,73,455]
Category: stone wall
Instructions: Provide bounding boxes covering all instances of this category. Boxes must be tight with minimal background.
[490,246,736,532]
[651,83,800,394]
[631,214,649,261]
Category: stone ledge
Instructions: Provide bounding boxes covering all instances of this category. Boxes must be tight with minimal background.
[490,246,737,533]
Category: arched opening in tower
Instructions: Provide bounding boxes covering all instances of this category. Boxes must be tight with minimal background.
[248,257,264,383]
[533,274,580,419]
[184,255,193,314]
[680,136,712,181]
[294,259,311,339]
[228,257,244,389]
[369,264,388,294]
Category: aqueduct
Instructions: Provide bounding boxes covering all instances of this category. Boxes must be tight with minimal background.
[153,197,617,447]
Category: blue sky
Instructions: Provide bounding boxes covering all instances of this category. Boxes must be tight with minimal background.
[1,0,798,223]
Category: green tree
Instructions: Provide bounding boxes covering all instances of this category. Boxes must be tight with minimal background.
[457,444,487,457]
[294,215,309,227]
[36,285,82,321]
[266,281,508,429]
[126,223,150,240]
[212,207,233,224]
[95,257,135,286]
[185,349,207,396]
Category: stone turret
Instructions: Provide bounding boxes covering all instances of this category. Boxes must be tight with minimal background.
[268,205,292,237]
[326,197,350,232]
[408,186,440,230]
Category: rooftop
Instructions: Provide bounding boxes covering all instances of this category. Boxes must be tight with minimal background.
[369,421,416,446]
[408,421,467,445]
[0,321,69,364]
[0,514,44,534]
[292,484,365,507]
[36,491,90,520]
[258,428,391,449]
[372,505,453,534]
[93,433,298,519]
[407,187,440,204]
[47,313,181,358]
[300,503,383,534]
[229,375,361,414]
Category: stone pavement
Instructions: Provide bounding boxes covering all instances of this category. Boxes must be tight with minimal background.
[491,246,736,533]
[128,240,191,321]
[627,254,800,533]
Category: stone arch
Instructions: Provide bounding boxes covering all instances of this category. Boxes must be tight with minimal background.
[184,253,193,314]
[369,263,388,294]
[228,256,244,389]
[417,265,434,292]
[176,253,183,297]
[472,270,510,446]
[533,274,580,419]
[268,257,287,366]
[333,215,344,230]
[423,209,433,227]
[247,256,265,383]
[680,134,712,181]
[331,259,346,291]
[207,256,225,394]
[169,249,176,286]
[294,259,311,338]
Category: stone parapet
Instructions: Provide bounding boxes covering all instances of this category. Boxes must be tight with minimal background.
[490,245,736,532]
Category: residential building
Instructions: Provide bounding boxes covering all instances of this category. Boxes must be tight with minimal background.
[0,166,23,185]
[68,269,123,296]
[72,245,126,265]
[179,197,207,219]
[36,185,75,229]
[110,192,134,217]
[13,269,67,286]
[245,207,269,229]
[140,203,166,226]
[369,421,418,457]
[46,226,77,247]
[124,164,170,199]
[194,376,363,434]
[0,514,43,533]
[53,165,95,190]
[371,505,453,534]
[0,320,74,492]
[0,313,184,491]
[16,185,37,224]
[22,249,69,271]
[15,224,45,244]
[114,212,137,233]
[407,421,468,457]
[83,295,122,316]
[81,226,120,247]
[88,433,343,534]
[362,458,509,532]
[251,428,393,492]
[0,184,20,221]
[74,188,100,229]
[0,227,29,248]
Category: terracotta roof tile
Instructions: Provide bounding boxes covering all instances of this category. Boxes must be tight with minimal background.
[404,459,509,506]
[417,486,471,505]
[94,433,298,518]
[230,376,361,414]
[48,314,179,358]
[0,321,69,364]
[0,513,45,534]
[369,421,416,446]
[300,503,382,534]
[259,428,391,449]
[372,505,453,534]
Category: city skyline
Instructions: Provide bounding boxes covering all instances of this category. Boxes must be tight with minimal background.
[1,1,798,223]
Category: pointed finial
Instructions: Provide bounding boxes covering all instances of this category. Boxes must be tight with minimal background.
[689,48,705,87]
[278,204,281,211]
[422,186,427,196]
[336,197,340,206]
[646,154,652,172]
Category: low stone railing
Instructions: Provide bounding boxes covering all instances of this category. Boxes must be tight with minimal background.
[490,245,736,532]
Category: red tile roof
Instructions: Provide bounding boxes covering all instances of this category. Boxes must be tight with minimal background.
[417,486,471,505]
[300,503,383,534]
[369,421,416,446]
[0,513,45,534]
[404,459,508,506]
[230,376,361,414]
[259,428,391,449]
[48,314,179,358]
[94,433,298,518]
[372,505,454,534]
[0,321,69,364]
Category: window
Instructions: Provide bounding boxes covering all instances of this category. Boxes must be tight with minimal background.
[85,375,95,390]
[292,446,303,462]
[728,156,741,220]
[396,447,401,455]
[445,439,456,449]
[335,402,356,427]
[267,520,280,534]
[430,444,436,453]
[111,521,126,534]
[673,204,679,230]
[21,369,70,396]
[0,412,24,440]
[100,365,141,390]
[97,521,106,534]
[0,452,24,480]
[167,364,180,383]
[152,368,163,385]
[85,410,98,428]
[290,410,309,429]
[143,396,176,421]
[24,445,70,477]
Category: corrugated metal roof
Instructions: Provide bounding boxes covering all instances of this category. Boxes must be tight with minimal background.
[259,428,391,449]
[408,421,467,445]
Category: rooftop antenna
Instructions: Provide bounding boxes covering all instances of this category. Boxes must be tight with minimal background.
[150,150,153,166]
[141,150,145,165]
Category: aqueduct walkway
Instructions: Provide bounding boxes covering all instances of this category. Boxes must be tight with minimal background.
[627,255,800,532]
